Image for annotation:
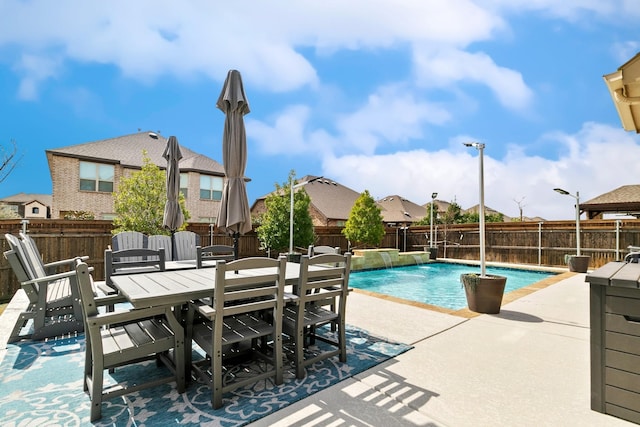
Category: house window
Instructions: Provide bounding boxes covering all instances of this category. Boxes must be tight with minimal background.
[80,161,114,192]
[32,207,39,214]
[200,175,223,200]
[180,173,188,198]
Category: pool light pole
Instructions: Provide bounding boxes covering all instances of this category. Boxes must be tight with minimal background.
[554,188,581,256]
[430,192,438,249]
[289,176,322,254]
[463,142,486,277]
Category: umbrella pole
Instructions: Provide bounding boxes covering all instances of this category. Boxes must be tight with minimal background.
[171,230,176,261]
[233,232,239,260]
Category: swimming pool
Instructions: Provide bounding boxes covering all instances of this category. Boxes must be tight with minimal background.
[348,263,557,311]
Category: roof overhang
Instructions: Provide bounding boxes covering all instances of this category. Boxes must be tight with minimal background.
[603,53,640,133]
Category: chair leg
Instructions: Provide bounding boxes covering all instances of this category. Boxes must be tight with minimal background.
[295,327,305,379]
[212,347,224,409]
[338,321,347,363]
[90,357,105,422]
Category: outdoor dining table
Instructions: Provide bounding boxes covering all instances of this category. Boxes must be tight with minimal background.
[109,261,309,309]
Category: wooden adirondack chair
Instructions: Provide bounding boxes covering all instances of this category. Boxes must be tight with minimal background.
[186,256,286,408]
[4,233,86,342]
[74,259,186,421]
[282,252,351,379]
[148,234,172,262]
[172,230,200,261]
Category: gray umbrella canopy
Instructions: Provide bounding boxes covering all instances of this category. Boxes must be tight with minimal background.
[162,135,184,232]
[216,69,252,236]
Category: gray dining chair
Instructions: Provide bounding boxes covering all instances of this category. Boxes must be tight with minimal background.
[186,255,286,409]
[282,252,351,379]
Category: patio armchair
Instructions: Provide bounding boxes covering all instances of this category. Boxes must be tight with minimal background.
[186,256,287,409]
[74,259,186,422]
[282,252,351,379]
[4,233,86,342]
[196,244,235,268]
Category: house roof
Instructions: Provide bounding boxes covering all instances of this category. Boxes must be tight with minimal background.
[580,184,640,218]
[302,176,361,221]
[464,204,511,221]
[46,131,224,175]
[377,195,426,223]
[252,175,361,221]
[0,192,52,206]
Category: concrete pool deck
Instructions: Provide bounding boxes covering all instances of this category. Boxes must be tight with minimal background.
[1,263,635,426]
[249,269,635,426]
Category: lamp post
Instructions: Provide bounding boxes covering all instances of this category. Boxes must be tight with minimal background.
[554,188,581,256]
[289,176,322,254]
[430,192,438,249]
[464,142,486,277]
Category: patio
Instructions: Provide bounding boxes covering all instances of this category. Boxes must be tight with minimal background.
[0,268,636,426]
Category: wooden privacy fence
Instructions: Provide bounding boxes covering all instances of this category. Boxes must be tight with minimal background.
[2,218,640,302]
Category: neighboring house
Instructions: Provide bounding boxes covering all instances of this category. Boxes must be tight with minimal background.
[0,193,51,218]
[377,195,426,225]
[251,175,361,227]
[46,131,226,221]
[580,185,640,219]
[464,204,510,221]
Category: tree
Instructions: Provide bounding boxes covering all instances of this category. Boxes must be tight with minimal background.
[112,151,190,235]
[0,139,22,184]
[414,201,439,226]
[256,171,315,253]
[342,190,384,248]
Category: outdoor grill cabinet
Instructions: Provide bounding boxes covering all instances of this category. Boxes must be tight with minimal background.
[585,262,640,425]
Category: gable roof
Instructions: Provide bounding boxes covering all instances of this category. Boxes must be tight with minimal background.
[301,176,361,221]
[0,192,52,206]
[377,195,426,223]
[464,204,510,221]
[46,131,224,175]
[580,184,640,218]
[252,175,361,221]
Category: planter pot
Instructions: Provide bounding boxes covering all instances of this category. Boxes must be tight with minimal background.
[428,247,438,260]
[566,255,590,273]
[460,274,507,314]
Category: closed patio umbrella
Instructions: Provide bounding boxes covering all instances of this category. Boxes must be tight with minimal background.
[162,135,184,260]
[216,69,252,259]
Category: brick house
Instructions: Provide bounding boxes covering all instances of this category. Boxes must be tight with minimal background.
[46,131,226,222]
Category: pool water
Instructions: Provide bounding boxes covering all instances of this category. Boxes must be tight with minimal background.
[349,263,556,310]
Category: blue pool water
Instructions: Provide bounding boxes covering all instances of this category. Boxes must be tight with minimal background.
[349,263,556,310]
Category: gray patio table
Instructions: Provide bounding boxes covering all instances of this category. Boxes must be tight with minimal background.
[110,261,307,309]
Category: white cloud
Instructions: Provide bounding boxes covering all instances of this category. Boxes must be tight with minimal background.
[414,48,534,111]
[321,123,640,220]
[13,54,61,100]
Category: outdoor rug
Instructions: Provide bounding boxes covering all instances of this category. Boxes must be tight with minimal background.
[0,325,411,426]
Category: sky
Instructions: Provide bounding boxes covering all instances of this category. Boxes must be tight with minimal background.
[1,1,639,221]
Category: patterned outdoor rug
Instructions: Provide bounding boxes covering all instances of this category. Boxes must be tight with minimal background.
[0,325,411,426]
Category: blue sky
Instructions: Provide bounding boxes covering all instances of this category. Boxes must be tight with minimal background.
[1,1,639,220]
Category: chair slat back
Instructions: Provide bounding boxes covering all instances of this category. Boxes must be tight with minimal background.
[112,231,148,263]
[148,234,172,261]
[4,249,39,304]
[173,231,200,261]
[297,253,351,304]
[105,248,166,286]
[213,256,286,317]
[4,233,39,281]
[308,245,340,256]
[18,233,48,278]
[197,245,234,268]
